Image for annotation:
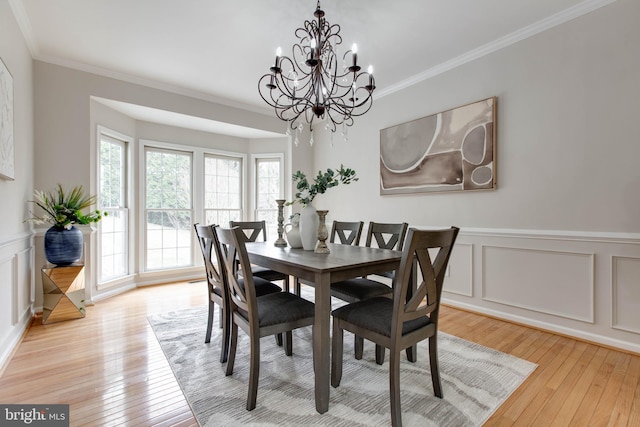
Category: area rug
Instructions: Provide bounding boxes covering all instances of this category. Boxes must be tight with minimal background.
[148,291,536,426]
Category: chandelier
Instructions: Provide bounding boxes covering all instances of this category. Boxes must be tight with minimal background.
[258,0,375,145]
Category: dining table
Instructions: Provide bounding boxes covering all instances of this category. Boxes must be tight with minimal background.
[244,241,412,414]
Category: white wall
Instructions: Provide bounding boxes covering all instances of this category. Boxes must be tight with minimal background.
[313,0,640,352]
[0,0,35,368]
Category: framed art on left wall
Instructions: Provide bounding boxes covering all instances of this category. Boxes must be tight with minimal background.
[0,56,14,181]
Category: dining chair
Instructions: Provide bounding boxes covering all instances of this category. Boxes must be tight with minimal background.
[366,221,409,281]
[331,226,459,427]
[193,223,230,363]
[330,221,409,363]
[230,220,291,292]
[330,220,364,245]
[195,223,283,359]
[293,220,364,295]
[215,226,315,411]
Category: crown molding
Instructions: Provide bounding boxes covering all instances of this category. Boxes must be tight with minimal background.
[8,0,38,56]
[376,0,617,99]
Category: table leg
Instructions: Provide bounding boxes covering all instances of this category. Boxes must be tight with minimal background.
[313,272,331,413]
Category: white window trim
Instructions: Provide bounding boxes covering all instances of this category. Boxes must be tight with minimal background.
[251,153,285,220]
[140,142,194,273]
[96,125,135,289]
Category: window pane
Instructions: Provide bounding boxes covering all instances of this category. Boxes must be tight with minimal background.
[145,147,193,271]
[146,150,192,210]
[255,158,282,240]
[204,154,242,226]
[145,209,192,270]
[100,208,128,281]
[99,135,129,282]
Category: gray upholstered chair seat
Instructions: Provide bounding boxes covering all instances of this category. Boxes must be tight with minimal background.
[330,278,392,303]
[235,292,315,327]
[239,276,282,296]
[332,297,431,337]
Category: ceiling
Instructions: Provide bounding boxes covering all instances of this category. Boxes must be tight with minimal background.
[10,0,609,137]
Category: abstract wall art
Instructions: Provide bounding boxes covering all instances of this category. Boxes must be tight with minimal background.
[380,97,496,195]
[0,57,14,180]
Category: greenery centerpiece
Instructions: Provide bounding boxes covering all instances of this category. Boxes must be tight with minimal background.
[286,165,358,250]
[26,184,106,265]
[287,165,358,207]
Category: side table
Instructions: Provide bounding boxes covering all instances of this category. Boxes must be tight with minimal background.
[41,264,86,324]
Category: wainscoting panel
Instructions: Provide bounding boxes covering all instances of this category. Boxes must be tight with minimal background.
[439,227,640,353]
[0,254,14,340]
[16,248,32,324]
[443,243,473,297]
[482,246,594,322]
[612,256,640,333]
[0,232,33,371]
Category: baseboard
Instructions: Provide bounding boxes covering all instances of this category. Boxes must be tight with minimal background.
[442,298,640,355]
[0,311,33,376]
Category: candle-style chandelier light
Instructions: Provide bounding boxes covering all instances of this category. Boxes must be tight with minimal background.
[258,0,375,145]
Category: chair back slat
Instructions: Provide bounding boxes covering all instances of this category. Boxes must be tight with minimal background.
[330,221,364,245]
[404,247,437,313]
[365,222,409,250]
[194,223,224,296]
[214,226,255,316]
[392,227,459,335]
[230,220,268,242]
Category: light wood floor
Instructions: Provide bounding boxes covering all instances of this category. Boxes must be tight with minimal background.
[1,281,638,426]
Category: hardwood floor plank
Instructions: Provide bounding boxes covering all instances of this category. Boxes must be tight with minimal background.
[565,348,619,426]
[606,354,640,426]
[487,334,567,423]
[1,282,639,426]
[531,341,593,425]
[549,346,608,427]
[590,352,632,426]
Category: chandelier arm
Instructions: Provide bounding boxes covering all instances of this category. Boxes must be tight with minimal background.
[326,101,352,123]
[258,74,280,107]
[344,93,374,116]
[321,51,339,96]
[321,24,342,52]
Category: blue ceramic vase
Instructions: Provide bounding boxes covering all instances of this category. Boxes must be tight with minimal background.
[44,226,83,265]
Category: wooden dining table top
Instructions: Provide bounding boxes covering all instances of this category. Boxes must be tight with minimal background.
[244,242,402,283]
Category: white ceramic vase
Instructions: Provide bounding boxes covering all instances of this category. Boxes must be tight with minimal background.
[284,214,303,248]
[299,203,319,250]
